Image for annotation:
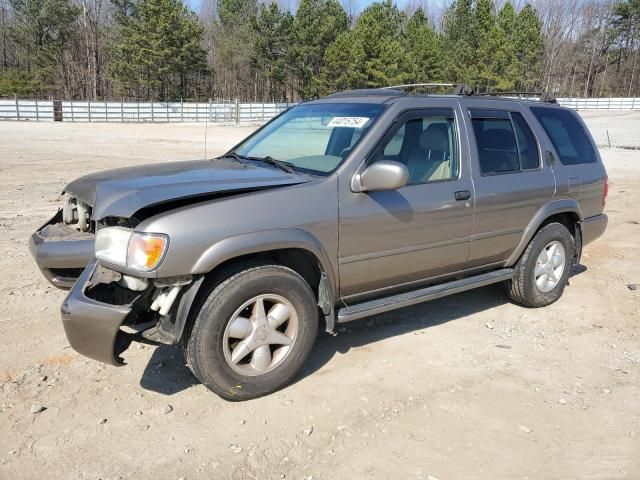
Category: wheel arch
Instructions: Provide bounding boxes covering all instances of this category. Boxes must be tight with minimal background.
[506,199,582,267]
[164,229,338,344]
[190,228,337,297]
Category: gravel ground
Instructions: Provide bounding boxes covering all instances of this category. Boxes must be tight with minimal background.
[580,110,640,149]
[0,115,639,480]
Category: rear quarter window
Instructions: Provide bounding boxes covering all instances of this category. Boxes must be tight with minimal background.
[530,107,597,165]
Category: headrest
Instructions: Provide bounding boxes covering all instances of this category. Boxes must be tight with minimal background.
[419,123,450,151]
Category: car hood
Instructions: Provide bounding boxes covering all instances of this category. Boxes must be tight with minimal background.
[64,158,310,220]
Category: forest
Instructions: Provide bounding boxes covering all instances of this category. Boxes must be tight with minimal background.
[0,0,639,101]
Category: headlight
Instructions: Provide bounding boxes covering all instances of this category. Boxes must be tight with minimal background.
[95,227,168,271]
[127,232,168,270]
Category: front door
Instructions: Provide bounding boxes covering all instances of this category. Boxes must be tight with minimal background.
[338,108,474,301]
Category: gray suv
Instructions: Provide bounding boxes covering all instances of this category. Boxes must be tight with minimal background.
[29,88,608,400]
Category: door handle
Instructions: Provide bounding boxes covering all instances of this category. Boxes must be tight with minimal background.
[455,190,471,201]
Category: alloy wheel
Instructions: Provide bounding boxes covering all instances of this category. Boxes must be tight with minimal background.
[534,240,566,293]
[222,294,299,376]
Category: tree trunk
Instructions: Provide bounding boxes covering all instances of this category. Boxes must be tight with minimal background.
[1,0,7,72]
[628,43,638,97]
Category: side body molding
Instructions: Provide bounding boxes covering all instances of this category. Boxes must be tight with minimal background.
[190,228,338,300]
[505,199,583,267]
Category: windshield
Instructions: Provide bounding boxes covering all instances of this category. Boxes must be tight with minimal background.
[233,102,386,175]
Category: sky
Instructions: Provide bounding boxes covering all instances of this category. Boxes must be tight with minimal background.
[184,0,426,14]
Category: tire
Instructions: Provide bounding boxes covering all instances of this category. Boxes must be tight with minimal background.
[184,263,318,401]
[507,222,574,308]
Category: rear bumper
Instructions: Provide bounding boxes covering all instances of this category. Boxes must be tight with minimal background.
[61,261,134,366]
[581,213,608,246]
[29,210,94,289]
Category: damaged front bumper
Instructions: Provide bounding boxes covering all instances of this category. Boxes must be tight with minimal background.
[61,260,201,366]
[61,260,135,365]
[29,210,94,289]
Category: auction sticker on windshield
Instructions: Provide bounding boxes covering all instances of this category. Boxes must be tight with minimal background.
[327,117,370,128]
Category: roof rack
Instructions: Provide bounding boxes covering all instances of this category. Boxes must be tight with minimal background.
[329,84,557,103]
[453,84,557,103]
[453,84,475,96]
[538,92,557,103]
[327,88,406,98]
[381,82,473,95]
[383,83,455,90]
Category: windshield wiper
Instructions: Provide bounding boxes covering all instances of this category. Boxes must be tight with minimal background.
[247,155,295,173]
[217,152,248,164]
[218,152,294,173]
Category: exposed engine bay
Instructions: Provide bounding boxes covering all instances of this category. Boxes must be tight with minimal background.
[60,194,141,233]
[62,196,93,233]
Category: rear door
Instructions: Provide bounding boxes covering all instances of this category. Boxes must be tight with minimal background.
[465,103,556,268]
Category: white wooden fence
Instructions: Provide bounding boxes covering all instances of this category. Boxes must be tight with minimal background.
[1,96,639,122]
[0,99,294,123]
[556,97,640,110]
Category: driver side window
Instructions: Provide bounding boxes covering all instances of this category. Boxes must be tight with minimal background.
[376,111,459,185]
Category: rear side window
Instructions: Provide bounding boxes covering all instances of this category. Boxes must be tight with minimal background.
[471,110,541,175]
[472,117,519,174]
[530,107,597,165]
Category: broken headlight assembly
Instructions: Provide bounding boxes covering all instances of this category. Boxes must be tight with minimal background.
[95,227,169,272]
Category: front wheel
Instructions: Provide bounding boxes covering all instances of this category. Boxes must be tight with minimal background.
[507,222,575,308]
[184,264,319,401]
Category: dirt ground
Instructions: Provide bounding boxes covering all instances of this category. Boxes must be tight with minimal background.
[0,115,638,480]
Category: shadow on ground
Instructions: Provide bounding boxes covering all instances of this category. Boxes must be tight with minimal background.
[139,265,587,396]
[298,283,509,384]
[139,345,198,395]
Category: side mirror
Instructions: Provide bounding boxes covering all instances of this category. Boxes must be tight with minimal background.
[355,160,409,193]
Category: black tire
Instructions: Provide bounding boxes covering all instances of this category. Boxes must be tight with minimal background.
[184,263,318,401]
[507,222,574,308]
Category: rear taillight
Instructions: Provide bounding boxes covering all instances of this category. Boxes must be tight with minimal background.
[602,175,608,208]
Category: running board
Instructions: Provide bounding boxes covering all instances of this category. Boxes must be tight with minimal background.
[337,268,514,323]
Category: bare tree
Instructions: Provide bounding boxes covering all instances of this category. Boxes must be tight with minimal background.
[80,0,103,99]
[1,0,7,72]
[341,0,359,24]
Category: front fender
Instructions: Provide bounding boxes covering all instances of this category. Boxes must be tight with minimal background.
[505,199,583,266]
[190,228,338,299]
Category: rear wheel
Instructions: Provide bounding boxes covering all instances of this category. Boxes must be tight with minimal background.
[507,222,574,308]
[184,264,318,401]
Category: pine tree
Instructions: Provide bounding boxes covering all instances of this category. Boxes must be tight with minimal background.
[351,0,411,88]
[109,0,207,100]
[212,0,258,99]
[8,0,80,94]
[252,2,293,101]
[291,0,348,98]
[497,1,516,39]
[497,2,518,90]
[609,0,640,96]
[514,3,543,90]
[317,30,366,95]
[403,8,444,83]
[472,0,497,89]
[111,0,136,25]
[0,67,39,96]
[443,0,475,83]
